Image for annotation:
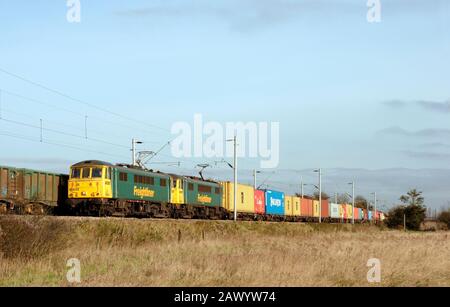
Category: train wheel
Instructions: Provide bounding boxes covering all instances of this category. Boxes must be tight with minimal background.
[23,203,45,215]
[0,203,7,214]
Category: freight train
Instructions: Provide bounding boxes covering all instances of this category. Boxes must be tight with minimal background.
[0,161,385,222]
[66,160,385,223]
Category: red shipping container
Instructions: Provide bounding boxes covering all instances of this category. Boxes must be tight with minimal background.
[371,210,376,220]
[321,199,330,218]
[301,198,313,217]
[354,207,359,220]
[254,189,265,214]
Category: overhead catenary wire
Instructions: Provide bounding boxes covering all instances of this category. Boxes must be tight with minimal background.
[0,67,171,133]
[1,83,271,171]
[1,107,94,133]
[0,89,168,141]
[0,131,130,160]
[0,104,163,145]
[0,117,130,149]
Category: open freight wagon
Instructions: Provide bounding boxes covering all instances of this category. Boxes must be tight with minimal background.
[0,165,69,214]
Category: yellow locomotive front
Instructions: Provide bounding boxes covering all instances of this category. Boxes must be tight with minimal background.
[68,160,113,199]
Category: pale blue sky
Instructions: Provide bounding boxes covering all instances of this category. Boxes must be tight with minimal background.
[1,0,449,207]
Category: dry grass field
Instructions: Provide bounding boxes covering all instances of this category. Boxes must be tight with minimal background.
[0,215,449,287]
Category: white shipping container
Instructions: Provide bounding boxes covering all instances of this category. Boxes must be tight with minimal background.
[330,203,340,219]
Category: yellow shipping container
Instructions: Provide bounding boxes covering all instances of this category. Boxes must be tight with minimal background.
[313,200,320,217]
[345,204,353,219]
[292,196,301,216]
[221,182,255,213]
[285,195,293,216]
[338,204,345,219]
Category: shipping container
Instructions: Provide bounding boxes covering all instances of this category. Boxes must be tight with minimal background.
[339,204,346,219]
[292,196,301,216]
[313,200,320,217]
[375,211,380,221]
[285,195,293,216]
[264,189,285,215]
[354,207,359,220]
[330,203,340,219]
[301,198,313,217]
[222,182,255,213]
[363,208,368,220]
[321,199,330,218]
[254,189,265,214]
[368,211,373,220]
[359,208,364,220]
[342,205,347,219]
[346,204,353,219]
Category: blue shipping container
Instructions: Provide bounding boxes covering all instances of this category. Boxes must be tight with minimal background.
[368,211,373,220]
[264,190,285,215]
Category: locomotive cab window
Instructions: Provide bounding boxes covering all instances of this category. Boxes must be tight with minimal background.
[71,168,81,178]
[82,168,91,179]
[106,168,111,180]
[92,167,103,178]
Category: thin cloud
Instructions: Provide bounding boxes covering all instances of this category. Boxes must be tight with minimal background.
[382,99,450,113]
[115,0,360,32]
[402,150,450,160]
[378,126,450,138]
[420,142,450,149]
[416,100,450,113]
[382,100,407,108]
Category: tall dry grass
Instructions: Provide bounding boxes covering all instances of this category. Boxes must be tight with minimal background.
[0,215,449,286]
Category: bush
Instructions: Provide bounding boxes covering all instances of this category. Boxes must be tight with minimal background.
[385,204,426,231]
[0,216,68,259]
[437,210,450,228]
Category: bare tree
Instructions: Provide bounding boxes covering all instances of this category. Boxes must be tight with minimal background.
[313,191,330,200]
[336,193,350,204]
[355,195,368,209]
